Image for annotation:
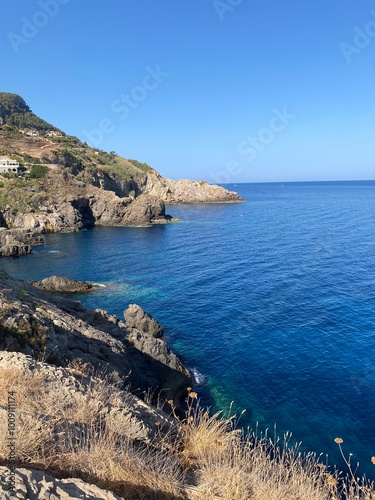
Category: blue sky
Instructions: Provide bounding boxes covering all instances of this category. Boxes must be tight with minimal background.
[1,1,375,182]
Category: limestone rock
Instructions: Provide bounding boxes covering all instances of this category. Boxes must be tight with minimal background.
[29,275,98,293]
[124,304,164,338]
[117,194,170,226]
[0,466,124,499]
[137,169,244,204]
[162,178,244,203]
[0,227,43,257]
[5,202,85,233]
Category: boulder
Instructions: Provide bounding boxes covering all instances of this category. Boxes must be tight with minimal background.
[124,304,164,338]
[0,227,43,257]
[0,466,123,500]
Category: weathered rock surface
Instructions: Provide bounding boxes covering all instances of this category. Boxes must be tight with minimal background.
[0,466,124,499]
[0,271,191,400]
[0,227,43,257]
[162,178,243,204]
[137,170,244,204]
[29,275,98,293]
[2,176,174,235]
[124,303,164,338]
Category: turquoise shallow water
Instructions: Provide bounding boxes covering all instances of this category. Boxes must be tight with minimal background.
[2,181,375,477]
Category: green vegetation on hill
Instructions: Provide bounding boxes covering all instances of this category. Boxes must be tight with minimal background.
[0,93,160,214]
[6,112,60,132]
[30,164,49,179]
[0,93,30,121]
[127,159,152,172]
[0,176,50,212]
[0,93,153,184]
[0,92,61,134]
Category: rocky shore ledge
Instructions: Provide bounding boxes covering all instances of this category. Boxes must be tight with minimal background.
[0,271,191,400]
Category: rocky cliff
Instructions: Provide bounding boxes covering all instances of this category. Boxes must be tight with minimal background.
[0,93,244,256]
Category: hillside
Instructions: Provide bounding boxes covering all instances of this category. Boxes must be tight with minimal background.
[0,93,243,255]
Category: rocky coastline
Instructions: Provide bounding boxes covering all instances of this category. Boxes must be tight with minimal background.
[0,271,194,498]
[0,94,244,498]
[0,169,243,257]
[0,93,244,257]
[0,271,191,402]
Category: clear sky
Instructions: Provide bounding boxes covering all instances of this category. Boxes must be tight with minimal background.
[1,1,375,182]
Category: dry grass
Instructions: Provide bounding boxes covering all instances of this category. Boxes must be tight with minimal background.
[1,362,375,500]
[0,364,184,499]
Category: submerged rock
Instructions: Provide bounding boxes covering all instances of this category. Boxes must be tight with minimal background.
[29,275,98,294]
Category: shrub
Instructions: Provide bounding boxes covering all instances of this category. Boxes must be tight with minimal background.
[30,164,48,179]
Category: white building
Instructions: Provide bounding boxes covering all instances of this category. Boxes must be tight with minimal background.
[0,157,21,174]
[46,131,63,138]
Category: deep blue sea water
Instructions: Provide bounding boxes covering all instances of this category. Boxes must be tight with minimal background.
[2,181,375,478]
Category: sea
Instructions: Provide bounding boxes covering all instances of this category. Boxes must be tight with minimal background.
[2,181,375,478]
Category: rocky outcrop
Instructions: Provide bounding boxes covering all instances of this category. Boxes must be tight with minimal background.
[0,467,124,500]
[29,275,99,293]
[124,304,164,338]
[135,169,244,204]
[162,178,243,203]
[0,271,191,401]
[90,192,174,227]
[0,227,43,257]
[123,304,188,400]
[4,203,86,233]
[2,179,174,235]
